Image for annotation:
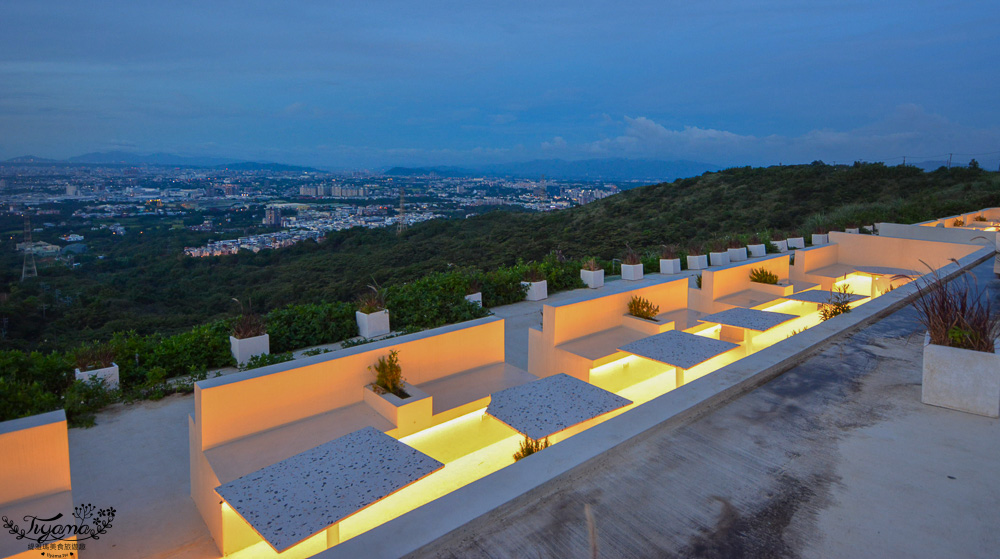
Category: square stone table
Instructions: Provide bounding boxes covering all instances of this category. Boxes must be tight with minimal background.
[216,426,443,552]
[486,373,631,441]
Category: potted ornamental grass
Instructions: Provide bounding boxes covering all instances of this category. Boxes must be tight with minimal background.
[687,245,708,270]
[580,258,604,289]
[230,298,269,366]
[74,344,119,388]
[465,277,483,306]
[709,239,730,267]
[911,265,1000,417]
[659,245,681,275]
[362,349,432,432]
[522,266,548,301]
[770,231,789,253]
[622,294,670,335]
[747,233,767,258]
[356,282,391,338]
[726,236,748,263]
[748,266,792,296]
[621,245,643,280]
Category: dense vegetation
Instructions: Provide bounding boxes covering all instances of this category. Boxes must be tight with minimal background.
[3,162,997,352]
[2,161,998,424]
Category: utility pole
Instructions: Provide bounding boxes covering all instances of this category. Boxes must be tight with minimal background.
[902,156,906,167]
[948,153,953,168]
[397,186,406,235]
[21,215,37,281]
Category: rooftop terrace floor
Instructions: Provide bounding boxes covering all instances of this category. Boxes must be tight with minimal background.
[65,264,999,558]
[409,260,1000,559]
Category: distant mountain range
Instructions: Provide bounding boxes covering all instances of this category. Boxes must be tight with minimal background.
[4,151,321,173]
[385,158,720,182]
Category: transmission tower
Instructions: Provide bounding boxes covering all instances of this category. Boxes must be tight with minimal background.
[21,215,37,281]
[397,187,406,234]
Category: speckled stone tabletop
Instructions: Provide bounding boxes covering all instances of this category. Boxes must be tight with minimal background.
[618,329,739,369]
[853,265,917,277]
[699,307,798,331]
[216,426,443,552]
[783,290,868,304]
[486,374,632,440]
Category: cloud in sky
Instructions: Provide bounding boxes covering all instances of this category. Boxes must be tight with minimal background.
[568,106,1000,166]
[0,1,998,168]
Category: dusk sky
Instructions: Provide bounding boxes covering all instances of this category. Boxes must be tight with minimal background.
[1,1,998,169]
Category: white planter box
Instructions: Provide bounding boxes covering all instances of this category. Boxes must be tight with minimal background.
[727,247,748,262]
[363,382,433,435]
[659,258,681,275]
[230,334,269,366]
[845,228,860,234]
[621,263,644,281]
[787,237,805,249]
[75,363,119,389]
[356,309,390,338]
[750,281,793,297]
[811,233,829,245]
[522,280,548,301]
[464,292,482,306]
[622,314,673,336]
[687,255,708,270]
[709,251,730,267]
[747,244,767,258]
[580,269,604,289]
[922,333,1000,417]
[772,240,788,253]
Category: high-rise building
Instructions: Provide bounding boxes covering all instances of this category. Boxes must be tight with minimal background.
[263,207,282,227]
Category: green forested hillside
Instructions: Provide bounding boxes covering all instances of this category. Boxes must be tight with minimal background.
[3,162,998,351]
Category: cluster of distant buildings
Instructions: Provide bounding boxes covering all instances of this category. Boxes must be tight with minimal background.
[183,230,324,257]
[298,184,372,197]
[182,204,446,258]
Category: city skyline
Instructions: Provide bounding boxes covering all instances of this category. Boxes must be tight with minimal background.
[2,1,999,169]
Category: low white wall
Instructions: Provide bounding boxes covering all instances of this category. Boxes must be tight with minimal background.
[878,222,999,249]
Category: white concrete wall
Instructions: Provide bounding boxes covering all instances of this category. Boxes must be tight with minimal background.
[194,317,506,451]
[878,222,999,249]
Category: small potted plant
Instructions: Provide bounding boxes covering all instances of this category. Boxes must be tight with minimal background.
[465,277,483,306]
[748,266,792,296]
[356,282,390,338]
[621,245,643,280]
[522,267,548,301]
[687,245,708,270]
[580,258,604,289]
[911,268,1000,417]
[230,298,269,366]
[786,231,806,249]
[659,245,681,275]
[952,217,965,227]
[747,233,767,258]
[811,226,829,246]
[709,239,730,267]
[622,295,670,335]
[974,214,988,222]
[726,237,748,263]
[74,344,119,388]
[362,349,432,432]
[770,231,789,253]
